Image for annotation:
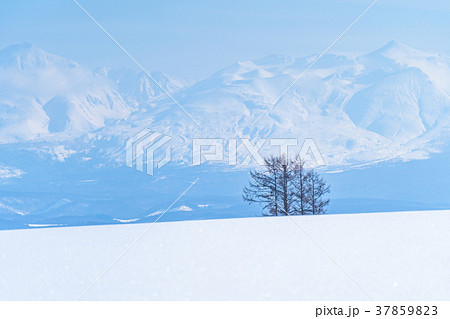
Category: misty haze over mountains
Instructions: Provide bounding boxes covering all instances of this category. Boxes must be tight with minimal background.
[0,41,449,229]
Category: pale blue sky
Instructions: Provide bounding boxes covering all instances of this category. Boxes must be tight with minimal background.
[1,0,449,78]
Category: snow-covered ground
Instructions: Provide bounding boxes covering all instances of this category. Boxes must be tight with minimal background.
[1,210,449,300]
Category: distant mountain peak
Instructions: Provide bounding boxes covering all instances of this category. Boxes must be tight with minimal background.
[0,43,78,70]
[381,40,411,51]
[366,40,424,60]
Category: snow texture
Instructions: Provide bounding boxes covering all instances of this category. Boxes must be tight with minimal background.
[0,210,448,300]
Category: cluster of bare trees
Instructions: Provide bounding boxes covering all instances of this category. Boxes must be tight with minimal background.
[243,155,330,216]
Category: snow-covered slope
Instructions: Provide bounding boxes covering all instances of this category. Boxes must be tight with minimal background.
[0,43,183,142]
[0,210,449,300]
[103,68,188,105]
[345,41,450,144]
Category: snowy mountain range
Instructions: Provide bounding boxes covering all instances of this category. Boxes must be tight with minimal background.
[0,41,449,229]
[1,41,449,165]
[0,43,187,143]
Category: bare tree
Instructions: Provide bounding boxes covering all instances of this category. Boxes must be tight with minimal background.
[243,154,330,216]
[243,155,296,216]
[305,169,330,215]
[291,156,311,215]
[242,156,280,216]
[276,155,296,215]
